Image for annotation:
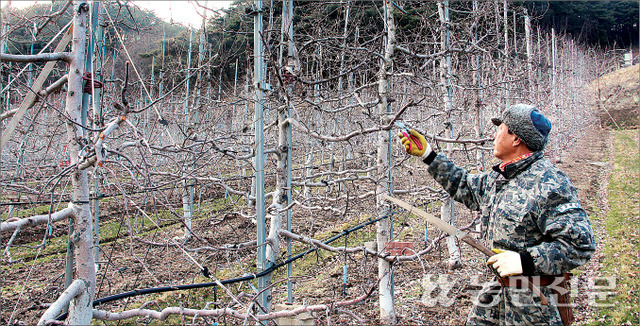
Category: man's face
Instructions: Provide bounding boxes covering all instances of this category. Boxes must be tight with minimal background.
[493,123,518,161]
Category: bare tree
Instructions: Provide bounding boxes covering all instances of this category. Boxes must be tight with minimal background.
[0,1,610,324]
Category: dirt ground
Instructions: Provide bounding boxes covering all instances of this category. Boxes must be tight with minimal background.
[552,124,610,325]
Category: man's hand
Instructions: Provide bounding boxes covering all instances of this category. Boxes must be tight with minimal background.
[487,248,523,277]
[398,129,432,158]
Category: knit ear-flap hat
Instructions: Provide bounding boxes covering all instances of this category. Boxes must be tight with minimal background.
[491,104,552,152]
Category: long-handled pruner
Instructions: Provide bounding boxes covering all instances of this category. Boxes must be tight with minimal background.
[395,121,423,151]
[382,194,549,305]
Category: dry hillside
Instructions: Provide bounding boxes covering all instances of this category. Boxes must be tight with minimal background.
[593,64,640,128]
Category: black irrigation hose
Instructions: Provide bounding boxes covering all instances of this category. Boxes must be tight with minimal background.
[55,213,389,321]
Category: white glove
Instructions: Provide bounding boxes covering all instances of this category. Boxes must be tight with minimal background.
[487,248,523,277]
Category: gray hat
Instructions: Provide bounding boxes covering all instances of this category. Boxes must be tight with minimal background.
[491,104,552,151]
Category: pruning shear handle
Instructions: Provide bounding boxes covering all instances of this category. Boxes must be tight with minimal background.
[395,121,423,151]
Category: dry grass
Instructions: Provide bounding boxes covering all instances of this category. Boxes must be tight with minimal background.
[591,64,639,128]
[588,129,639,325]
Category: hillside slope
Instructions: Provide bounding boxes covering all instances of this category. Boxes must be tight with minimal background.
[593,64,639,128]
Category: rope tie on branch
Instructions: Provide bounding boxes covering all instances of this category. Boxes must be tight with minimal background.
[82,72,103,95]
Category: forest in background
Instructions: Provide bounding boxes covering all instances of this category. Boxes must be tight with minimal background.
[2,1,638,88]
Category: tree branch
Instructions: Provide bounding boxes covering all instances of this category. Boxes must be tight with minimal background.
[38,279,85,326]
[1,206,74,232]
[286,99,417,142]
[92,277,379,322]
[0,52,72,63]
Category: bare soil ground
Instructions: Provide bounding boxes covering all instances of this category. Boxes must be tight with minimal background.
[553,125,610,325]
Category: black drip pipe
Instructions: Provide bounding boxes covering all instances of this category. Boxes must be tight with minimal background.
[55,214,388,321]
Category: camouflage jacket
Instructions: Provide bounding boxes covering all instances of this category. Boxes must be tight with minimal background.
[426,151,595,275]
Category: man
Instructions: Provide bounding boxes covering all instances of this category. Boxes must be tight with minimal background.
[398,104,596,325]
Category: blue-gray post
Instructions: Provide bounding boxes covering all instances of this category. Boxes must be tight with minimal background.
[28,27,34,85]
[91,0,105,262]
[183,27,194,239]
[158,31,166,145]
[444,0,454,214]
[442,0,460,267]
[151,56,155,99]
[184,27,193,120]
[159,31,166,98]
[253,0,268,315]
[283,0,294,304]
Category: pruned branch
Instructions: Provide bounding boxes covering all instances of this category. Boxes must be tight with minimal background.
[38,280,85,326]
[286,99,417,142]
[1,206,74,232]
[92,277,379,322]
[134,237,258,252]
[0,52,72,63]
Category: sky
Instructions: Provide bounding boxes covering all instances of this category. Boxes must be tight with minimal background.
[2,1,233,28]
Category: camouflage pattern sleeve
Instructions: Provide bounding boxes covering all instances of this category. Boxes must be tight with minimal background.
[426,153,489,212]
[527,176,597,275]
